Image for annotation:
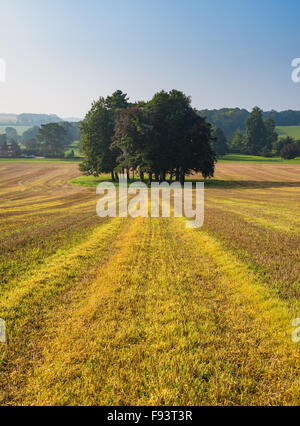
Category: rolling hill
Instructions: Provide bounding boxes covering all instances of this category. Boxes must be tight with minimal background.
[276,125,300,139]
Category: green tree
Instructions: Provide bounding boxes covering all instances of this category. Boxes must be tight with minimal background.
[5,127,19,142]
[22,126,40,145]
[198,108,249,141]
[9,141,22,157]
[280,143,299,159]
[105,90,129,111]
[263,118,278,155]
[187,110,216,181]
[38,123,66,158]
[230,128,245,153]
[112,105,149,180]
[145,90,190,181]
[273,136,294,156]
[245,107,266,155]
[60,122,80,146]
[0,134,7,147]
[211,127,228,156]
[80,90,129,180]
[23,138,41,156]
[113,90,216,183]
[0,140,9,157]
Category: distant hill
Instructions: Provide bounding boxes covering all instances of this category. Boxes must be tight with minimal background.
[0,114,18,124]
[199,108,300,140]
[63,117,82,123]
[0,113,62,126]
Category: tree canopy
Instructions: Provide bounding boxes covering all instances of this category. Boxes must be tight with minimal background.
[280,143,299,159]
[81,89,216,183]
[243,107,278,156]
[38,123,66,158]
[79,91,129,180]
[211,127,228,156]
[198,108,300,141]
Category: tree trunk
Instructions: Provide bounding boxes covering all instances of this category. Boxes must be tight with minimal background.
[176,167,180,182]
[180,172,185,186]
[111,171,115,182]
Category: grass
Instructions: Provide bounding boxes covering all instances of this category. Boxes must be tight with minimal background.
[0,162,299,405]
[64,140,83,157]
[0,158,81,163]
[276,125,300,139]
[2,153,300,166]
[219,154,300,163]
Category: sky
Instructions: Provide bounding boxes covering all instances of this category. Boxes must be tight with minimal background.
[0,0,300,118]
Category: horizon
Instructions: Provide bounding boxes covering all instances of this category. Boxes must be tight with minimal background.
[0,0,300,117]
[2,104,300,123]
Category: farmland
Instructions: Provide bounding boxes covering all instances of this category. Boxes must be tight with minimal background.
[0,161,299,406]
[219,154,300,164]
[276,125,300,139]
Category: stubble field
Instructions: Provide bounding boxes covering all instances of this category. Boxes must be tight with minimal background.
[0,161,299,406]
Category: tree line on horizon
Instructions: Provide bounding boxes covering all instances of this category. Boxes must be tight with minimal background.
[229,107,300,159]
[203,106,300,159]
[1,94,300,162]
[199,108,300,139]
[0,122,80,158]
[200,107,300,159]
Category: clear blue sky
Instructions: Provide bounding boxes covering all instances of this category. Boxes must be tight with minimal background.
[0,0,300,118]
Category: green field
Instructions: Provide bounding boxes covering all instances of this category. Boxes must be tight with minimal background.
[0,158,81,163]
[220,154,300,163]
[64,140,82,157]
[276,125,300,139]
[1,153,300,166]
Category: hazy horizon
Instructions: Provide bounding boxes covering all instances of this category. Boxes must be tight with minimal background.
[1,0,300,117]
[3,103,300,125]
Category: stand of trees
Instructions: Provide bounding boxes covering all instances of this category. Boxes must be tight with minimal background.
[80,90,216,183]
[0,122,81,158]
[34,122,80,158]
[280,142,299,159]
[244,107,277,156]
[211,127,228,156]
[199,108,249,141]
[0,139,22,157]
[199,108,300,140]
[274,136,300,159]
[38,123,67,158]
[228,107,299,158]
[229,107,278,156]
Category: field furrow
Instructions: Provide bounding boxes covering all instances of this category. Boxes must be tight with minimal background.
[0,162,299,406]
[3,216,297,406]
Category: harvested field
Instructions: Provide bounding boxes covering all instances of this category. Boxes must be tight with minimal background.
[0,162,299,406]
